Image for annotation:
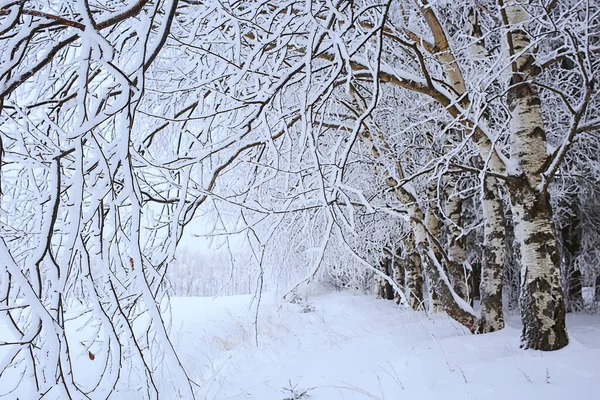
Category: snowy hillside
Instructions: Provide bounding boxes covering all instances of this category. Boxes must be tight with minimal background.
[170,292,600,400]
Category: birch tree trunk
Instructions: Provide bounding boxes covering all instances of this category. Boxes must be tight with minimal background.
[393,247,406,305]
[403,232,424,310]
[559,205,584,312]
[425,187,443,313]
[445,190,470,302]
[480,176,505,332]
[411,204,478,331]
[566,268,583,313]
[420,5,506,317]
[504,1,569,351]
[386,177,478,332]
[503,203,521,311]
[509,186,567,350]
[376,255,395,300]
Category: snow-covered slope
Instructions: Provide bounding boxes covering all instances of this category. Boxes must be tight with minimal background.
[172,292,600,399]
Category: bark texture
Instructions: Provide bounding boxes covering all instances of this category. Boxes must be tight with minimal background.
[503,204,521,311]
[566,268,583,313]
[376,255,395,300]
[411,205,478,332]
[392,248,406,304]
[424,194,443,313]
[559,204,583,312]
[504,1,569,351]
[414,220,478,332]
[403,233,424,310]
[479,176,505,332]
[445,190,470,302]
[510,188,568,350]
[387,177,478,332]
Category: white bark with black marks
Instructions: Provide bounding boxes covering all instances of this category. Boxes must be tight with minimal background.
[392,248,407,305]
[480,176,505,332]
[425,204,443,313]
[445,190,470,302]
[411,205,479,332]
[387,177,479,332]
[403,232,424,310]
[504,0,568,351]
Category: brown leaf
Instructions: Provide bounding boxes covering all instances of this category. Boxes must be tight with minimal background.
[88,351,95,361]
[129,257,135,271]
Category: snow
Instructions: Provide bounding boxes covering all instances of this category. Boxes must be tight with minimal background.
[1,291,599,399]
[171,292,600,399]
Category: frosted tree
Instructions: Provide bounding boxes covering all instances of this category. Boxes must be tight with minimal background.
[205,0,599,350]
[0,1,195,397]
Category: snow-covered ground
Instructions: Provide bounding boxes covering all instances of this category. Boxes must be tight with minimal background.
[1,291,599,399]
[173,292,600,400]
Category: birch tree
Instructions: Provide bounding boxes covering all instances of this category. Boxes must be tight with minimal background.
[235,0,599,348]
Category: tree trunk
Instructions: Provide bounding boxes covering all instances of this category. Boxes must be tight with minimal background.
[392,247,406,304]
[445,189,470,302]
[503,203,520,311]
[509,187,568,350]
[375,255,395,300]
[403,232,424,310]
[413,216,479,333]
[387,177,478,331]
[471,258,481,301]
[504,1,568,351]
[479,176,505,332]
[411,206,478,332]
[566,268,583,312]
[425,196,443,313]
[559,208,583,312]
